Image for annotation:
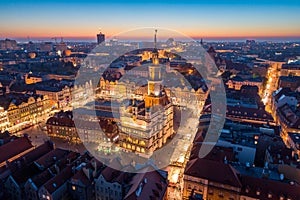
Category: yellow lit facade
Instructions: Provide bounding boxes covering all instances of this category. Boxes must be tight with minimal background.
[0,107,9,132]
[6,95,51,132]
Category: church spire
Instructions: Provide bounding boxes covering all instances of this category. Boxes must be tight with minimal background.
[152,29,159,65]
[154,29,157,49]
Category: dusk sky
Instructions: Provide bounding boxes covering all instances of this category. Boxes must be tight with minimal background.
[1,0,300,41]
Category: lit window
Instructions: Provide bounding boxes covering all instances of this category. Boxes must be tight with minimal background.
[72,186,76,191]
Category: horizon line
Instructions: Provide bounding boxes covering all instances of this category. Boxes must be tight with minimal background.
[2,35,300,43]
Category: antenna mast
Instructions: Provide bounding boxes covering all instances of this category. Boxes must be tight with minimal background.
[154,29,157,49]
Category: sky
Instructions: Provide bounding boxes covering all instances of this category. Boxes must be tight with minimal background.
[1,0,300,41]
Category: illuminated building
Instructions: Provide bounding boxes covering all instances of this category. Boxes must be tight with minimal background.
[46,111,80,143]
[118,30,174,157]
[0,107,9,132]
[1,95,51,132]
[226,76,262,91]
[36,84,71,108]
[281,64,300,76]
[278,76,300,91]
[25,72,43,84]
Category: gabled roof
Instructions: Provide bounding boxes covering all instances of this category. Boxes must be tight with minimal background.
[11,162,42,185]
[43,166,73,194]
[184,158,242,188]
[34,148,70,169]
[70,169,91,186]
[5,141,54,174]
[124,165,168,200]
[30,169,55,188]
[0,136,33,164]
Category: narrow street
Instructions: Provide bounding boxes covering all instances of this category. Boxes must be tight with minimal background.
[260,60,283,113]
[166,106,200,199]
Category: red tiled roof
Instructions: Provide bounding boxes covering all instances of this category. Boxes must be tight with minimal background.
[124,166,168,200]
[46,116,75,127]
[5,141,54,175]
[31,169,55,188]
[43,165,73,194]
[0,136,33,164]
[71,169,91,186]
[190,143,236,162]
[100,159,135,184]
[241,176,300,199]
[277,104,300,129]
[101,167,123,183]
[203,104,274,123]
[34,148,70,169]
[184,158,242,188]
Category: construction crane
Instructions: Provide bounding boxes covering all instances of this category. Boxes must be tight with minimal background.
[51,37,64,44]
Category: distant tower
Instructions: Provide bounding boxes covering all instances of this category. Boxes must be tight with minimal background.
[97,31,105,44]
[200,38,203,46]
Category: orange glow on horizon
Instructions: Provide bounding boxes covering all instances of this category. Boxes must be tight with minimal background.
[1,28,299,41]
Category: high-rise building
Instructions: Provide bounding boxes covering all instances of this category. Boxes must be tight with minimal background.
[97,31,105,44]
[0,39,17,50]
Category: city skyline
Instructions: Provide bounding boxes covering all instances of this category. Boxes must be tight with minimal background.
[1,1,300,200]
[1,0,300,41]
